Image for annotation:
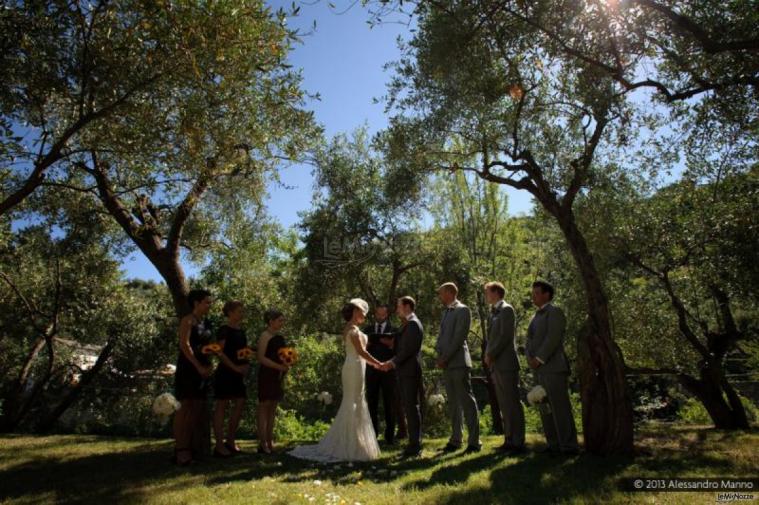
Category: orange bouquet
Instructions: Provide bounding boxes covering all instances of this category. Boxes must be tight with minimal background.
[237,347,255,361]
[277,347,298,366]
[201,343,223,355]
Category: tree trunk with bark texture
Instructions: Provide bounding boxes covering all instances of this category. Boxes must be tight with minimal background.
[678,366,749,430]
[554,209,634,455]
[38,337,118,432]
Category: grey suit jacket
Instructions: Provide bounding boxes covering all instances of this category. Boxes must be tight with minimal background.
[525,303,570,374]
[391,314,424,377]
[435,300,472,369]
[485,300,519,372]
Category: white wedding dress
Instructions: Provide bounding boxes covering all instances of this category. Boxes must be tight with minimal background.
[289,325,381,462]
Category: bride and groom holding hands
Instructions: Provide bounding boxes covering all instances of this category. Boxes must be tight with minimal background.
[289,281,481,463]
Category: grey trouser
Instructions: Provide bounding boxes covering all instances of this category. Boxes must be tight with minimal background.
[443,367,480,447]
[492,369,525,446]
[535,372,579,451]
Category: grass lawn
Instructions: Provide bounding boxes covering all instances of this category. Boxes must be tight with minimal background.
[0,424,757,505]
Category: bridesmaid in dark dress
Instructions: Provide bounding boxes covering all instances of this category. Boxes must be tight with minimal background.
[173,289,214,466]
[212,301,250,457]
[257,309,289,454]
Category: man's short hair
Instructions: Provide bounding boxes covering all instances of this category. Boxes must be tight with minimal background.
[437,282,458,296]
[484,281,505,298]
[532,280,555,300]
[398,296,416,311]
[375,304,391,312]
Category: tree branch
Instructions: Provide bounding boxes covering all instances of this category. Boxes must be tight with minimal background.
[624,254,711,358]
[166,162,213,255]
[632,0,759,54]
[0,73,162,216]
[85,154,162,255]
[563,113,608,210]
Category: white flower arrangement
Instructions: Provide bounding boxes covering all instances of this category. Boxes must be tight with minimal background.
[527,385,548,406]
[317,391,333,405]
[152,392,180,417]
[428,393,446,407]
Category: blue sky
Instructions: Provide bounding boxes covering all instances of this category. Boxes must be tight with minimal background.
[120,1,534,281]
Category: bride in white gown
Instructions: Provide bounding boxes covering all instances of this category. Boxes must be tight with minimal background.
[289,298,383,463]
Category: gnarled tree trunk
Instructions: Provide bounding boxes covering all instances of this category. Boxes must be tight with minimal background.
[554,209,634,454]
[38,337,118,432]
[678,365,749,430]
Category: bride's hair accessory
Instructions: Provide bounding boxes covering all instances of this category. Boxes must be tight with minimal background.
[349,298,369,316]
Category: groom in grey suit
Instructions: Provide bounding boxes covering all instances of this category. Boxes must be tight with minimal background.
[380,296,424,458]
[525,281,579,455]
[483,281,525,454]
[435,282,481,453]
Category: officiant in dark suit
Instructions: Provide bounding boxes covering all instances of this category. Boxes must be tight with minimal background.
[363,304,399,444]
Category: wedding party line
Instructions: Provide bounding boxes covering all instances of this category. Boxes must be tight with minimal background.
[167,280,578,466]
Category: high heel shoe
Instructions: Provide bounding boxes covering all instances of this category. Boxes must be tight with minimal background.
[225,442,242,454]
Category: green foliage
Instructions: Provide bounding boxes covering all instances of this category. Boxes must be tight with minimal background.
[678,395,758,426]
[282,333,345,421]
[2,0,319,216]
[291,127,431,332]
[273,407,329,442]
[0,208,154,425]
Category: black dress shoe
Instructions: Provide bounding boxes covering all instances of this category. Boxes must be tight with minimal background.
[440,443,461,453]
[497,443,526,455]
[401,446,422,458]
[213,448,232,458]
[464,444,482,454]
[536,446,560,454]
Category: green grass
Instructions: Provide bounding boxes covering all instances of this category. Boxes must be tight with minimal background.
[0,424,757,505]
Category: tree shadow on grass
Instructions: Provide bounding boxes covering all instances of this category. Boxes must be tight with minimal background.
[0,442,175,504]
[401,435,743,504]
[0,434,108,459]
[0,440,317,504]
[202,441,475,488]
[399,451,634,504]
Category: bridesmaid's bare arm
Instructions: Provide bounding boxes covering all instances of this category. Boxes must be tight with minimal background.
[179,316,210,377]
[257,332,288,372]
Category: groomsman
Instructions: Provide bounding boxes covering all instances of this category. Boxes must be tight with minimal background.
[363,304,398,444]
[483,281,525,454]
[525,281,580,455]
[435,282,481,454]
[379,296,424,458]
